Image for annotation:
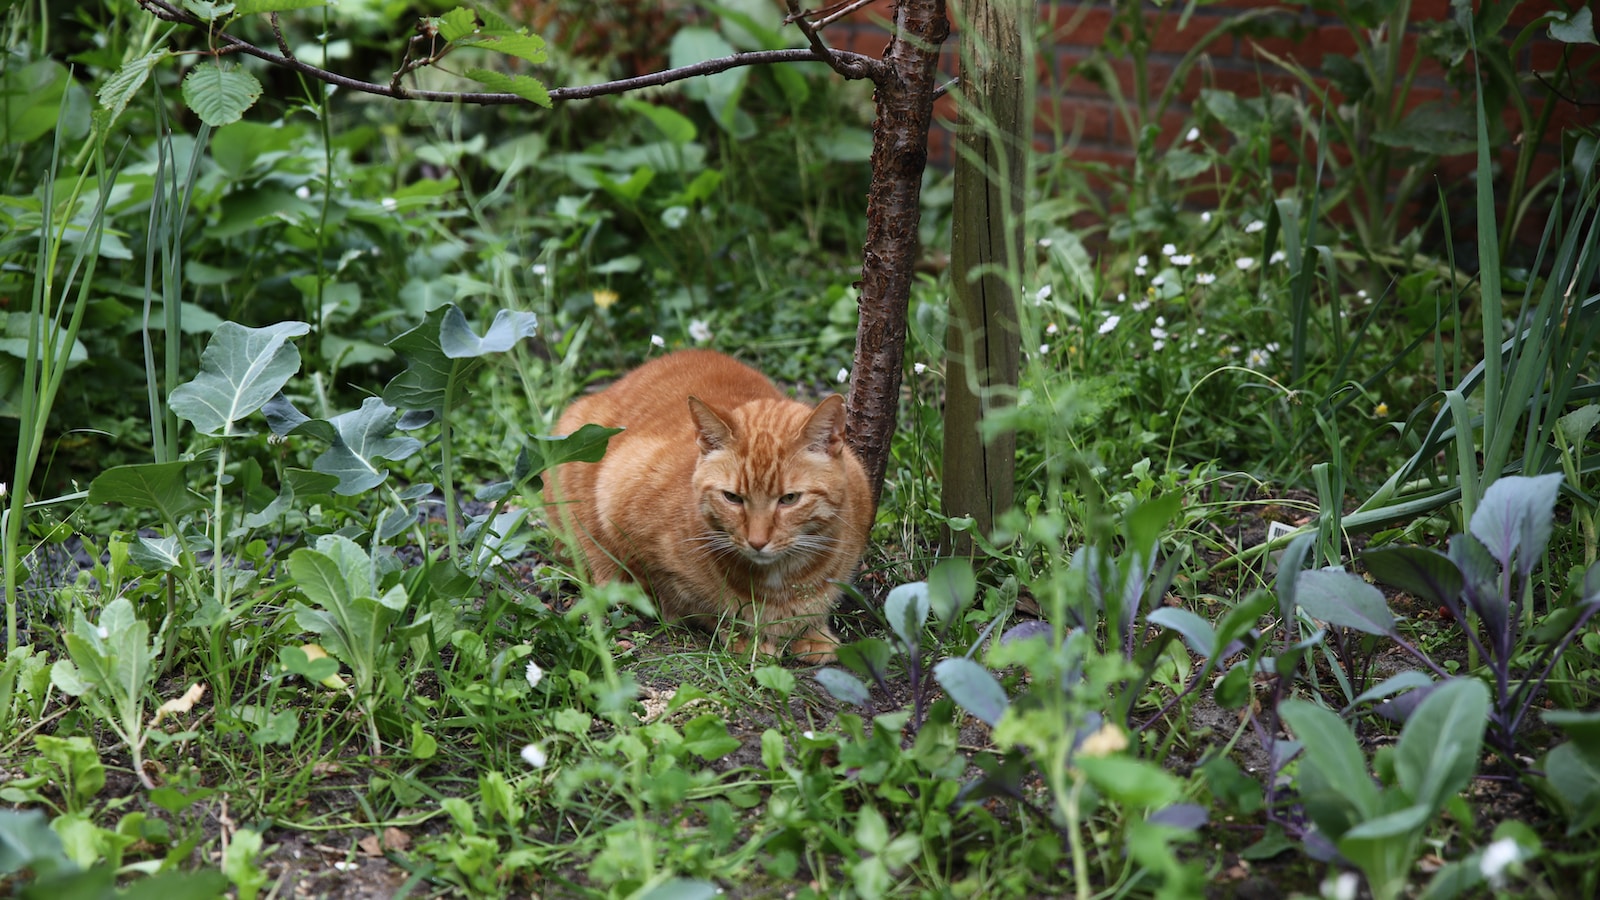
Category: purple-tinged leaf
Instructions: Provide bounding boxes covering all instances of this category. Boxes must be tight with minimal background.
[1361,545,1465,612]
[933,658,1009,727]
[814,667,870,707]
[1448,534,1508,645]
[1582,559,1600,608]
[1342,670,1435,715]
[1395,678,1489,810]
[1148,803,1208,830]
[1000,620,1053,645]
[1147,607,1217,657]
[1294,568,1396,635]
[1470,473,1563,576]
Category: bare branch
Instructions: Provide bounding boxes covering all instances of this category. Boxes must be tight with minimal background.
[813,0,885,30]
[783,0,870,80]
[137,0,886,107]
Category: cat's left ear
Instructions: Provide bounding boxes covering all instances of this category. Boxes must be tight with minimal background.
[802,394,847,457]
[688,397,735,453]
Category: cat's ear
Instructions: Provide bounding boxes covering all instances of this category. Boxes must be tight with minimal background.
[801,394,847,457]
[687,397,734,453]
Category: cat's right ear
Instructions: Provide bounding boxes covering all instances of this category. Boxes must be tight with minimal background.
[687,397,734,453]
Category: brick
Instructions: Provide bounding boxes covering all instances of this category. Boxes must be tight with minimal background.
[1110,107,1188,145]
[1147,10,1238,56]
[1044,5,1115,47]
[1041,97,1115,142]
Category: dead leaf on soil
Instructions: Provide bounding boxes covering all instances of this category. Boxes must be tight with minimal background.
[311,761,346,777]
[151,683,206,725]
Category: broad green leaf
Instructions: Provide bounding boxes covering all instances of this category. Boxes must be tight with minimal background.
[621,99,698,145]
[753,665,795,697]
[1395,679,1489,811]
[926,558,976,622]
[438,306,538,358]
[311,398,422,495]
[180,62,262,127]
[1077,755,1182,809]
[130,535,183,571]
[815,667,870,706]
[670,26,745,111]
[855,805,888,853]
[383,305,471,413]
[1294,568,1396,635]
[0,311,89,366]
[1372,101,1475,155]
[96,51,165,130]
[1361,545,1465,612]
[169,321,310,436]
[452,32,548,64]
[1280,699,1381,825]
[49,659,90,697]
[1542,709,1600,755]
[932,658,1008,727]
[681,714,741,760]
[1344,670,1435,712]
[437,7,479,42]
[636,879,721,900]
[1544,740,1600,833]
[463,70,552,107]
[87,461,206,522]
[1147,607,1217,657]
[1470,473,1563,576]
[1548,7,1598,44]
[883,581,929,650]
[0,809,71,880]
[221,828,267,900]
[1558,405,1600,445]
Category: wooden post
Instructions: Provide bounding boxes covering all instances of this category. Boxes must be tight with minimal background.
[942,0,1026,554]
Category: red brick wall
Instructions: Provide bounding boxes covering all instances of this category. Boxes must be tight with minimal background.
[824,0,1598,186]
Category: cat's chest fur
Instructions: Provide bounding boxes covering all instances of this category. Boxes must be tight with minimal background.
[547,350,872,661]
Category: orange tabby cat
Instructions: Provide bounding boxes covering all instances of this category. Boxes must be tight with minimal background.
[546,350,872,662]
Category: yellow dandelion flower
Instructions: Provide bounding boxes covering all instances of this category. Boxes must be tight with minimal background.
[1375,401,1390,417]
[592,289,620,310]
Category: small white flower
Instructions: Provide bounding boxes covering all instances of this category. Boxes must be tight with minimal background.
[0,482,6,498]
[1162,243,1177,256]
[1098,315,1121,335]
[913,362,927,375]
[1267,341,1281,352]
[520,743,547,768]
[1132,299,1152,312]
[97,626,109,640]
[333,861,359,873]
[1035,284,1053,303]
[1326,871,1359,900]
[1480,837,1521,887]
[1152,339,1166,351]
[1045,322,1060,336]
[1235,257,1256,271]
[1244,219,1265,234]
[802,730,816,739]
[1196,327,1206,335]
[1137,255,1149,267]
[1134,266,1146,277]
[1150,326,1169,340]
[1195,272,1216,285]
[1269,250,1287,265]
[688,318,712,343]
[1037,237,1053,248]
[531,263,547,276]
[1200,211,1213,224]
[1151,275,1165,286]
[1117,293,1127,302]
[1247,348,1271,368]
[1185,127,1200,142]
[1170,254,1193,266]
[381,197,397,210]
[651,334,666,348]
[836,367,849,384]
[1155,316,1167,327]
[1226,344,1240,356]
[524,659,543,689]
[295,185,311,200]
[1038,343,1050,354]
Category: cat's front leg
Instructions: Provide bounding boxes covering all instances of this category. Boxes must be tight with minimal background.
[784,625,839,664]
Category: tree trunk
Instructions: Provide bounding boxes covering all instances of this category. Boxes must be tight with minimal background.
[941,0,1026,553]
[845,0,950,508]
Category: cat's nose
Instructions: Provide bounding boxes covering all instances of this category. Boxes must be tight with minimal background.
[748,537,769,551]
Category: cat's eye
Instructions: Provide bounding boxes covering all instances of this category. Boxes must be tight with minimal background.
[722,491,744,505]
[778,492,801,506]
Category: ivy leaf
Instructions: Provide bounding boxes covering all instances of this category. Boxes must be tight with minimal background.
[180,62,263,127]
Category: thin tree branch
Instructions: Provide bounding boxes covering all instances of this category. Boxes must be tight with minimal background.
[783,0,870,80]
[810,0,885,31]
[137,0,886,106]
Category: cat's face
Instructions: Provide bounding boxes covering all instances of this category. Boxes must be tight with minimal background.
[688,395,849,568]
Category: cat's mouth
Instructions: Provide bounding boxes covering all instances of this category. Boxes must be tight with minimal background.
[740,545,785,565]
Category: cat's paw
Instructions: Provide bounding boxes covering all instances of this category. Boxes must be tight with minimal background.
[787,630,839,665]
[726,633,782,659]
